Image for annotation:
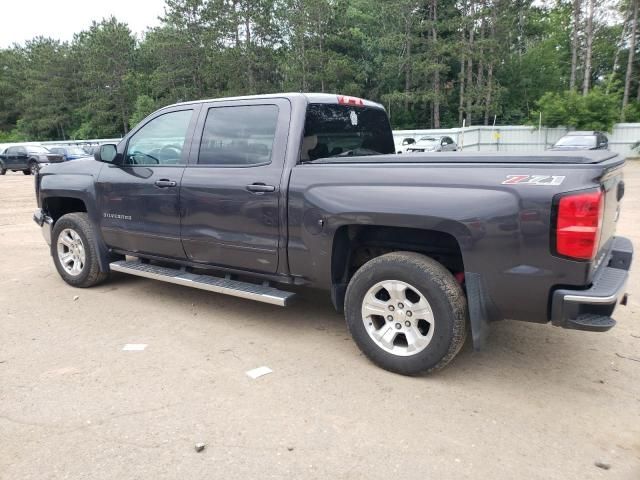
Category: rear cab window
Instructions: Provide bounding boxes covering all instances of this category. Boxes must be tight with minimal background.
[301,103,395,162]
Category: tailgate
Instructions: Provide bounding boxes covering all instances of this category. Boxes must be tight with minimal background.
[597,165,625,261]
[46,154,64,163]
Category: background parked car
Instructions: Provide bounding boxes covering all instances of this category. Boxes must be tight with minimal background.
[79,144,104,156]
[549,131,609,151]
[396,137,416,153]
[49,146,93,161]
[406,135,458,152]
[0,145,64,175]
[0,148,6,174]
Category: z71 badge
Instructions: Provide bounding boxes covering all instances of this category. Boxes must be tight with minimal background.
[502,175,565,186]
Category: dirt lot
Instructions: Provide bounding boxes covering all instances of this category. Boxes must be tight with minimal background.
[1,164,639,480]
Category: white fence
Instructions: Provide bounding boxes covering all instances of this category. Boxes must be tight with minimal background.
[393,123,640,157]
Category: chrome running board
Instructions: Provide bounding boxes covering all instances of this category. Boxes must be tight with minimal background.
[109,260,295,306]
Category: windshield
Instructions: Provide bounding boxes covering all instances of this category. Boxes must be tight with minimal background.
[554,135,597,147]
[26,145,50,154]
[302,103,395,161]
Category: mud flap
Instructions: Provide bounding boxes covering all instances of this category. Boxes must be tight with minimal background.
[465,272,496,350]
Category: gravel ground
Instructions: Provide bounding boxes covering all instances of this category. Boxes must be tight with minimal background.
[1,164,639,479]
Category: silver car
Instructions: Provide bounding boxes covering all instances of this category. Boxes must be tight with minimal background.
[406,135,458,153]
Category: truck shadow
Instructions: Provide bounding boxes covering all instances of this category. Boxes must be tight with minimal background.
[107,272,614,387]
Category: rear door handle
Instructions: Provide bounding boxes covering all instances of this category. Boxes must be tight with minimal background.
[154,179,177,188]
[246,183,276,193]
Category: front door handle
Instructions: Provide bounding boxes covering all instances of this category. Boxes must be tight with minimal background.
[246,183,276,193]
[154,179,177,188]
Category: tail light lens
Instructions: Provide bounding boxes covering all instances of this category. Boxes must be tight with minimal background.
[555,190,604,260]
[337,95,364,106]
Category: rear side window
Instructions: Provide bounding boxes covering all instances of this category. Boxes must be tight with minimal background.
[302,104,395,161]
[198,105,279,166]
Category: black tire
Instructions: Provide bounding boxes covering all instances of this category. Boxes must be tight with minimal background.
[345,251,467,375]
[28,161,39,175]
[0,167,6,175]
[51,212,109,288]
[22,169,30,175]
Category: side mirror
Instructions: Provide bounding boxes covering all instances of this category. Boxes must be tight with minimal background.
[95,144,120,164]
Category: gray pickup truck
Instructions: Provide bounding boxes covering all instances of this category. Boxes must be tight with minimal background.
[33,93,633,375]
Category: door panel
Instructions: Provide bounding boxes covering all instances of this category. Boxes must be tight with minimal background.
[96,107,198,259]
[180,99,290,273]
[7,147,26,169]
[3,148,17,168]
[97,165,188,257]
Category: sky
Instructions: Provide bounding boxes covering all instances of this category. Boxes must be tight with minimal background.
[0,0,167,48]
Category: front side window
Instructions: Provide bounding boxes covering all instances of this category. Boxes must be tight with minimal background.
[198,105,279,166]
[125,110,193,166]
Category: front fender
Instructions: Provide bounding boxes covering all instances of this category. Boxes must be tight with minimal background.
[39,160,110,271]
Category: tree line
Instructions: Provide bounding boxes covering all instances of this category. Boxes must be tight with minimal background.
[0,0,639,141]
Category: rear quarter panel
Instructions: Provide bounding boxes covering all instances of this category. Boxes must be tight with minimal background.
[288,161,620,323]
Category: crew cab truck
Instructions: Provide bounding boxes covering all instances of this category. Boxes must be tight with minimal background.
[33,93,633,375]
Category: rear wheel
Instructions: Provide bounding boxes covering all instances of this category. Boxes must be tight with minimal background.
[29,161,39,175]
[345,251,467,375]
[51,213,108,287]
[0,165,5,175]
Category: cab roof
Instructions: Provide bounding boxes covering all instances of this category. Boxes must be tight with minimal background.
[168,93,385,110]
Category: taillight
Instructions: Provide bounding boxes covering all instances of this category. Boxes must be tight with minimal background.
[555,190,604,260]
[337,95,364,106]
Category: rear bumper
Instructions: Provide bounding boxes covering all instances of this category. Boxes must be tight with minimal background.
[551,236,633,332]
[33,208,53,246]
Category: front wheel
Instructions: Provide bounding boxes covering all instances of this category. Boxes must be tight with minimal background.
[29,161,39,175]
[344,251,467,375]
[51,213,108,287]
